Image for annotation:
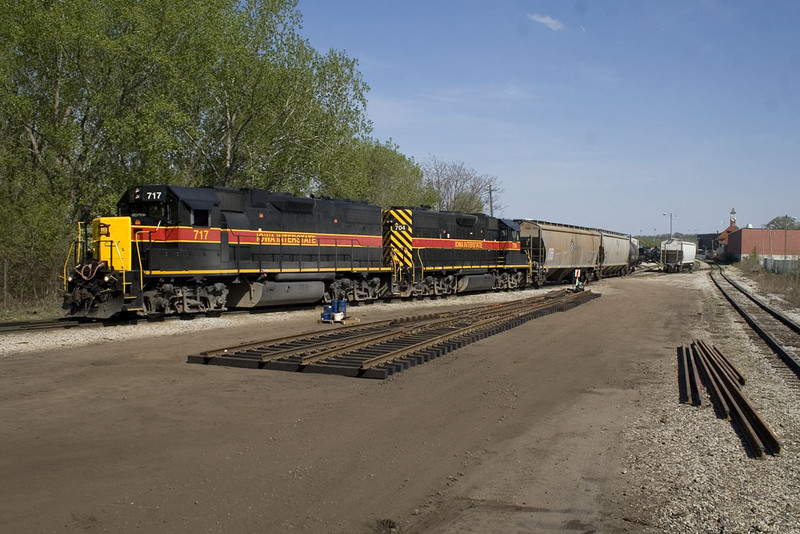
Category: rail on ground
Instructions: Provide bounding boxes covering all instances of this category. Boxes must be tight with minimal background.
[678,339,782,459]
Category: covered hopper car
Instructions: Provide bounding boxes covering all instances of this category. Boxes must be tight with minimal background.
[515,220,638,284]
[516,220,600,284]
[599,231,633,277]
[660,239,697,272]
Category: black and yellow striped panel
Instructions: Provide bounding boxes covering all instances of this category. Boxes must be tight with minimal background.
[382,208,413,268]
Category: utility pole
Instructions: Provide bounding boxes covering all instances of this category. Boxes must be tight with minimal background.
[663,212,673,238]
[488,185,494,217]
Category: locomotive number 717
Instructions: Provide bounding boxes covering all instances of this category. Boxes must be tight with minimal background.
[193,229,209,240]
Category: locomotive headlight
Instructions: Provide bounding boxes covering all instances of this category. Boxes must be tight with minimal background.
[103,275,111,282]
[67,275,73,283]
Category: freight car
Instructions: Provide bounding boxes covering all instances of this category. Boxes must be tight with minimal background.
[516,220,638,284]
[599,230,633,277]
[650,247,661,263]
[629,238,640,270]
[516,220,600,284]
[63,185,532,319]
[660,239,697,272]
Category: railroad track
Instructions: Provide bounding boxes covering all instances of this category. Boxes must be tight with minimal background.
[710,266,800,389]
[0,317,92,335]
[188,289,601,379]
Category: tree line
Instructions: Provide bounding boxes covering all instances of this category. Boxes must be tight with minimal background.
[765,216,799,230]
[0,0,500,310]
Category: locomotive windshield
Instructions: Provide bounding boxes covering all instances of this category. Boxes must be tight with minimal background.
[125,202,166,219]
[118,186,177,224]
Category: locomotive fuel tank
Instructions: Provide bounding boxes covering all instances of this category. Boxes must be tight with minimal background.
[226,280,326,307]
[456,274,496,293]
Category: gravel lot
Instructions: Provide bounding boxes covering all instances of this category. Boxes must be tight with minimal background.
[617,265,800,533]
[1,264,799,533]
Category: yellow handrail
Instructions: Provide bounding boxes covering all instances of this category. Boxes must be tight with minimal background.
[523,249,533,278]
[134,238,144,292]
[112,240,128,295]
[62,242,76,290]
[414,248,425,283]
[77,222,83,264]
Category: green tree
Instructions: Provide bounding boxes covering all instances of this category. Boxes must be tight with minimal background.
[765,215,799,230]
[182,1,372,193]
[1,0,221,221]
[1,0,373,218]
[315,138,437,207]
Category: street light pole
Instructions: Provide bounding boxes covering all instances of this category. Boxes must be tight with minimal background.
[663,212,673,238]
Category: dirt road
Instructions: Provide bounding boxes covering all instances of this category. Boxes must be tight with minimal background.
[0,270,721,532]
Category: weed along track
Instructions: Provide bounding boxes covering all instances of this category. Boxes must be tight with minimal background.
[188,289,600,378]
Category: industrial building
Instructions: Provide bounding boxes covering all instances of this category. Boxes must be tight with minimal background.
[718,208,800,272]
[726,226,800,260]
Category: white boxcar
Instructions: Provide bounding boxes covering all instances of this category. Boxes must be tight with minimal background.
[660,239,697,272]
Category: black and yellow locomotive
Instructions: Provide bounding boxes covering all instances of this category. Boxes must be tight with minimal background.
[63,185,533,319]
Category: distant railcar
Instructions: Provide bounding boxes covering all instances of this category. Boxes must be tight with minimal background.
[629,238,640,270]
[660,239,697,272]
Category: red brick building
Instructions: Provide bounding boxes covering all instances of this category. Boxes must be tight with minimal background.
[726,227,800,261]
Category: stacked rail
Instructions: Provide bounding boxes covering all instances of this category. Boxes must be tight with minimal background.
[678,339,782,458]
[188,289,600,379]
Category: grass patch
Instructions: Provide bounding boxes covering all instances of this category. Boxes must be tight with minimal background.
[0,297,63,322]
[736,257,800,308]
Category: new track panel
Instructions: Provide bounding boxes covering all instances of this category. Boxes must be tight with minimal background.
[188,290,600,379]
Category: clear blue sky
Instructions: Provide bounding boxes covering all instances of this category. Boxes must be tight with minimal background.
[298,1,799,236]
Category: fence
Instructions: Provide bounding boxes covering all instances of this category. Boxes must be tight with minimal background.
[764,258,800,274]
